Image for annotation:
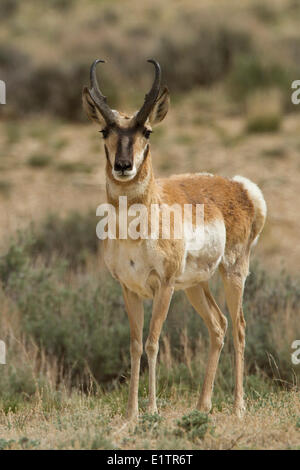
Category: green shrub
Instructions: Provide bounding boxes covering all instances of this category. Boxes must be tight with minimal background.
[158,23,252,91]
[247,114,281,133]
[27,154,53,168]
[0,220,299,404]
[46,0,76,11]
[2,0,297,120]
[0,179,12,196]
[0,439,15,450]
[262,147,286,159]
[0,0,19,22]
[176,410,210,441]
[0,237,129,389]
[246,89,282,133]
[29,211,99,268]
[134,413,163,435]
[56,161,92,173]
[228,55,292,102]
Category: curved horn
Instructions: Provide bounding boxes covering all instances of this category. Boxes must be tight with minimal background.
[134,59,161,126]
[88,59,116,126]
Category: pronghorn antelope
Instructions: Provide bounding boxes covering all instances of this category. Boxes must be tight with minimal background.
[82,59,267,419]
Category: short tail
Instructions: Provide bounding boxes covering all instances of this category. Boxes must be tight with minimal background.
[232,175,267,246]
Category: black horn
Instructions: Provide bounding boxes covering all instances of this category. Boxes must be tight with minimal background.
[88,59,116,126]
[134,59,161,126]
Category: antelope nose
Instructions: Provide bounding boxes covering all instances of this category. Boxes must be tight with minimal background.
[114,160,132,172]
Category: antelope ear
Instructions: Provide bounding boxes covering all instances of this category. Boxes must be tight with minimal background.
[148,86,170,125]
[82,86,106,127]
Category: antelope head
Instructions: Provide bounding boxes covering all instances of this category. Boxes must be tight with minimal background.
[82,59,170,182]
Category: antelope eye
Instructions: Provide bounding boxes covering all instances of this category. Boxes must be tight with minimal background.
[99,128,109,139]
[143,129,152,139]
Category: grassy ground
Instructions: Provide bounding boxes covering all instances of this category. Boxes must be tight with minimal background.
[0,388,299,450]
[0,231,299,450]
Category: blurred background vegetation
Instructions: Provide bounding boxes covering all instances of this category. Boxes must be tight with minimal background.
[1,0,300,119]
[0,0,300,414]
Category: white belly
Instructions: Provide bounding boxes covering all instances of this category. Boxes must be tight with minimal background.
[103,218,226,296]
[175,218,226,289]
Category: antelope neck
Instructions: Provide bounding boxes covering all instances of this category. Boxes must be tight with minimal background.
[106,151,158,207]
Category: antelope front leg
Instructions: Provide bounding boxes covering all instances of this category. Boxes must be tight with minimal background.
[122,284,144,420]
[145,285,174,414]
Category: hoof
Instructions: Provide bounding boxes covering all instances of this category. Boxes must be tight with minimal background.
[234,403,246,419]
[196,401,212,414]
[147,404,158,414]
[126,409,139,422]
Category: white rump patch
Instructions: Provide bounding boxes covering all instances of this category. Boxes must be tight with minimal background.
[233,176,267,218]
[233,175,267,245]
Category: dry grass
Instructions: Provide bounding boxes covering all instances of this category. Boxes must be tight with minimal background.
[0,389,299,450]
[0,241,299,450]
[246,89,283,133]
